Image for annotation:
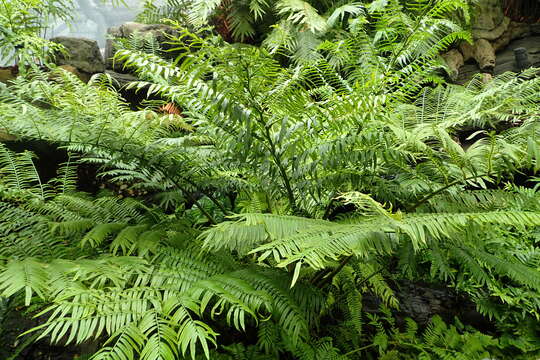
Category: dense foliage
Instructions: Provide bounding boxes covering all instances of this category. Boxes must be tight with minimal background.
[0,0,71,70]
[1,0,540,359]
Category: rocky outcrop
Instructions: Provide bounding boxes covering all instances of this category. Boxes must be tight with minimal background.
[443,0,540,82]
[0,131,16,142]
[0,67,17,84]
[472,0,509,41]
[362,281,491,330]
[492,21,531,51]
[57,65,91,82]
[50,36,105,74]
[105,22,177,70]
[457,35,540,83]
[104,70,138,88]
[48,22,175,85]
[442,49,464,81]
[474,39,497,71]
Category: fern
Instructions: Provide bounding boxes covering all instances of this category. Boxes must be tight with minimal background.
[1,3,540,358]
[0,144,46,198]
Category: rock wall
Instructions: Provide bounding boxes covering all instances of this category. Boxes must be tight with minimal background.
[444,0,540,83]
[44,22,176,85]
[105,22,178,71]
[457,35,540,83]
[54,2,538,87]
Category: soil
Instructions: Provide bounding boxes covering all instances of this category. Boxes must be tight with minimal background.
[0,306,95,360]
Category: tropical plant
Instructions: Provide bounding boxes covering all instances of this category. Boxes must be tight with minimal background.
[0,0,128,71]
[1,0,540,358]
[138,0,471,67]
[137,0,192,25]
[0,0,72,70]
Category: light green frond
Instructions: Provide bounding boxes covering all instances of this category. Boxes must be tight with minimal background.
[276,0,328,33]
[201,214,331,254]
[0,143,46,198]
[188,0,223,26]
[0,258,49,306]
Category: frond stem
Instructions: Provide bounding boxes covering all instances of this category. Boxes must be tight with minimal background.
[314,255,353,288]
[263,124,298,213]
[322,191,336,220]
[168,177,217,225]
[410,173,490,211]
[343,343,377,357]
[387,0,434,71]
[242,57,298,213]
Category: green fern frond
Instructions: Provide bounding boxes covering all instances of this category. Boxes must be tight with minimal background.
[0,144,46,198]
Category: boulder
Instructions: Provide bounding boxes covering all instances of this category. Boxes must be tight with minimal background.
[0,131,16,142]
[472,0,509,40]
[473,16,510,41]
[493,21,532,51]
[104,70,139,88]
[457,35,540,84]
[474,39,496,71]
[50,36,105,74]
[118,22,177,41]
[480,73,493,83]
[105,26,122,69]
[459,42,475,62]
[442,49,464,81]
[104,22,177,70]
[0,67,16,84]
[57,65,91,83]
[449,0,540,83]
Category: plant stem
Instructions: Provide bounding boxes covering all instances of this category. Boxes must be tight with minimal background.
[410,173,490,211]
[57,136,230,221]
[263,123,298,212]
[315,255,353,288]
[343,343,377,357]
[169,177,217,224]
[242,58,298,213]
[387,0,434,70]
[6,331,41,360]
[357,266,385,287]
[183,176,231,215]
[322,192,336,220]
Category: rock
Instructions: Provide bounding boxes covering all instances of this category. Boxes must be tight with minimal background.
[104,22,177,70]
[474,16,510,40]
[104,70,139,88]
[0,68,16,84]
[457,35,540,84]
[57,65,91,83]
[0,131,16,141]
[51,36,105,74]
[481,72,493,83]
[362,281,492,330]
[105,26,122,69]
[472,0,509,40]
[459,42,475,62]
[473,0,509,34]
[474,39,496,71]
[118,22,177,40]
[436,1,540,82]
[493,21,531,51]
[531,23,540,35]
[508,21,532,40]
[442,49,464,81]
